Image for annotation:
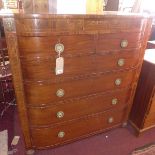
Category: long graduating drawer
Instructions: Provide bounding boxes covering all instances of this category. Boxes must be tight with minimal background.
[20,49,140,81]
[30,107,126,148]
[18,32,141,56]
[24,69,136,106]
[28,88,131,126]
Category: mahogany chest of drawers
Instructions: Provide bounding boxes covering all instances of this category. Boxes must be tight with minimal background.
[2,12,152,153]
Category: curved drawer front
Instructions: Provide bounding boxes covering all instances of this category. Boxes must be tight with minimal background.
[20,49,140,81]
[28,88,131,126]
[18,32,141,56]
[31,108,126,148]
[24,69,136,106]
[97,32,142,51]
[15,17,145,35]
[18,34,95,55]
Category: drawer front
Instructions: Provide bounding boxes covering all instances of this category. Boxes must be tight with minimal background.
[31,108,126,148]
[16,18,84,35]
[18,34,95,55]
[28,88,131,126]
[97,32,142,51]
[21,49,140,81]
[83,18,144,33]
[16,18,145,35]
[18,33,141,57]
[24,69,136,106]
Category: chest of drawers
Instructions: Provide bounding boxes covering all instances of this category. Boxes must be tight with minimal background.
[3,13,152,153]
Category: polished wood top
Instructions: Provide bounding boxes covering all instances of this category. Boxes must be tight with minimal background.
[13,11,152,19]
[0,11,152,19]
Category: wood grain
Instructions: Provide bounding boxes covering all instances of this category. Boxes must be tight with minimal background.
[24,69,136,106]
[28,88,131,126]
[31,107,126,148]
[3,13,152,150]
[3,17,32,148]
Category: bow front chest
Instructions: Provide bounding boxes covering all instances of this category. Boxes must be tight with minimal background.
[3,13,152,152]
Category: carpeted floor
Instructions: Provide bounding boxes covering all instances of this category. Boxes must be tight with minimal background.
[0,106,14,148]
[131,143,155,155]
[12,108,155,155]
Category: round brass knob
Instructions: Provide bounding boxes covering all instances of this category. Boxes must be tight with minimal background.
[56,89,64,97]
[55,43,64,53]
[57,111,64,118]
[120,40,128,48]
[108,117,114,123]
[112,98,118,105]
[118,58,125,67]
[115,78,122,86]
[58,131,65,138]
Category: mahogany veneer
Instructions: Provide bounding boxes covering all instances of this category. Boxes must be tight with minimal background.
[2,12,152,153]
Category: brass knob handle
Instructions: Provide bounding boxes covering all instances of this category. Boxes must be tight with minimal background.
[58,131,65,138]
[57,111,64,118]
[112,98,118,105]
[115,78,122,86]
[55,43,64,53]
[108,117,114,123]
[118,58,125,67]
[120,40,128,48]
[56,89,65,97]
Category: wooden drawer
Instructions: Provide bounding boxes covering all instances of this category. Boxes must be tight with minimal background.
[18,34,95,55]
[97,32,142,51]
[31,107,126,148]
[83,18,144,33]
[20,49,140,81]
[18,32,141,57]
[15,17,145,35]
[24,69,136,106]
[16,18,84,35]
[28,88,131,126]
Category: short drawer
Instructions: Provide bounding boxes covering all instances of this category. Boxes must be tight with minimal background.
[20,49,140,81]
[18,34,95,56]
[83,18,144,33]
[16,18,84,35]
[24,69,136,106]
[31,108,126,148]
[28,88,131,126]
[97,32,142,51]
